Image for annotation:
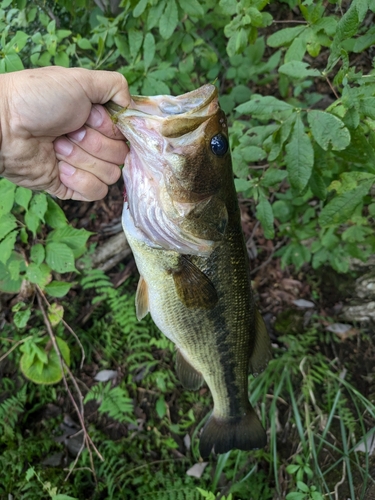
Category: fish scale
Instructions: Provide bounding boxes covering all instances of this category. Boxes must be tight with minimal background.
[106,84,272,457]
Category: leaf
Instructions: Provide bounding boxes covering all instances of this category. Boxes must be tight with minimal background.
[159,0,178,39]
[156,395,167,418]
[235,95,294,119]
[0,213,17,241]
[359,97,375,119]
[26,263,51,287]
[267,25,306,47]
[15,186,32,210]
[143,32,155,71]
[5,30,28,52]
[319,180,372,227]
[179,0,204,17]
[285,115,314,192]
[44,281,72,298]
[48,303,64,327]
[279,60,321,79]
[133,0,148,17]
[14,307,31,329]
[45,242,76,273]
[54,51,69,67]
[0,178,16,217]
[29,193,48,222]
[45,197,67,228]
[256,196,275,239]
[47,226,92,258]
[30,243,45,265]
[0,252,25,293]
[307,110,351,151]
[0,230,17,264]
[20,337,70,385]
[24,209,40,236]
[128,28,143,62]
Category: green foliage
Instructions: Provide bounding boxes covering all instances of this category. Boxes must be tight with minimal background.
[84,381,134,424]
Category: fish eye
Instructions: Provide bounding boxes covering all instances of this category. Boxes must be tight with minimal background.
[210,134,228,157]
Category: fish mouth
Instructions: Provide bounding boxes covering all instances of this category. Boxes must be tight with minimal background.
[106,84,218,137]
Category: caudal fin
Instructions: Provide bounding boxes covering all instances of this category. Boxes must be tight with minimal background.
[199,408,267,458]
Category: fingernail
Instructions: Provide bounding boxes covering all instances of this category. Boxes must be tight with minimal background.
[86,105,103,128]
[54,138,73,156]
[59,162,76,177]
[68,127,86,142]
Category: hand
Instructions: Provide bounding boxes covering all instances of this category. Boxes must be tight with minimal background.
[0,66,130,201]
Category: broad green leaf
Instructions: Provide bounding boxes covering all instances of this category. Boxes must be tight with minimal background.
[307,110,350,151]
[235,95,294,119]
[53,495,79,500]
[133,0,148,17]
[156,395,167,418]
[0,213,17,240]
[360,97,375,119]
[143,32,155,71]
[159,0,178,39]
[147,0,166,30]
[0,252,25,293]
[30,243,45,265]
[285,115,314,192]
[353,27,375,52]
[241,145,267,162]
[48,303,64,327]
[29,193,48,222]
[284,35,307,63]
[179,0,204,17]
[26,263,51,287]
[128,28,143,62]
[44,281,72,298]
[309,169,327,200]
[24,209,40,236]
[15,186,32,210]
[142,75,170,95]
[0,230,17,264]
[256,196,274,239]
[267,26,306,47]
[54,51,69,67]
[45,197,67,228]
[14,308,31,329]
[319,181,372,227]
[45,242,76,273]
[279,61,321,79]
[20,336,70,385]
[0,178,16,217]
[47,226,92,258]
[272,200,292,223]
[261,168,288,188]
[5,30,28,52]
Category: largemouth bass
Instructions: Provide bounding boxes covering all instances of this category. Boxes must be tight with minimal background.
[106,84,272,457]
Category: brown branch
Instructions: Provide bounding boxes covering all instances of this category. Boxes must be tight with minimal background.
[36,288,103,483]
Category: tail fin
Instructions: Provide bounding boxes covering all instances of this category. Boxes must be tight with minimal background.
[199,408,267,458]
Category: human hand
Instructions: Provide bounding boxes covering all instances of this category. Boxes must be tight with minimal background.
[0,66,130,201]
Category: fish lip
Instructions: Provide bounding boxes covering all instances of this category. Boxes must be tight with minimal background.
[105,84,218,123]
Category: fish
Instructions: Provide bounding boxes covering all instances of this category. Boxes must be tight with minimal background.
[106,84,272,457]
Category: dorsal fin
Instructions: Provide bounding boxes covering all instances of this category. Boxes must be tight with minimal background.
[249,309,272,376]
[172,256,218,309]
[176,349,204,390]
[135,276,149,320]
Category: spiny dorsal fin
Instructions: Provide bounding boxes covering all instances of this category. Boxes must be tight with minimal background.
[176,349,204,390]
[249,309,272,376]
[135,276,149,320]
[172,256,218,309]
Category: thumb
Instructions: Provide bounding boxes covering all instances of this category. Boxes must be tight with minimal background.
[71,68,131,108]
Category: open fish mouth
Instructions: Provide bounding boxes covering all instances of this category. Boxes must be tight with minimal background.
[106,84,218,138]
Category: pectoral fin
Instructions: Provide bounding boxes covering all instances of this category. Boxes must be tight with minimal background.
[135,276,149,320]
[176,349,204,390]
[172,257,218,309]
[249,309,272,376]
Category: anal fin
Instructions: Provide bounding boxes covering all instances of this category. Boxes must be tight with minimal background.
[172,256,218,309]
[176,349,204,390]
[135,276,149,321]
[249,309,272,376]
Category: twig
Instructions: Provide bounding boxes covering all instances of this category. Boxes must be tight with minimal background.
[250,238,287,276]
[325,75,339,100]
[37,288,86,369]
[0,336,33,363]
[35,288,103,483]
[334,460,346,500]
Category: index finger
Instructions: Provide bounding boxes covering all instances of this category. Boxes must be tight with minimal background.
[86,104,126,140]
